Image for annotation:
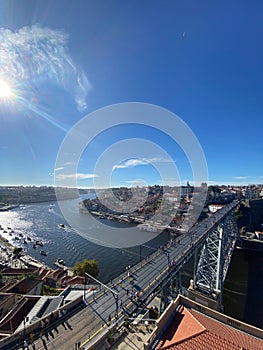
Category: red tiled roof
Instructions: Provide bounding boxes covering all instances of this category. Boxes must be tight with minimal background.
[189,308,263,350]
[160,307,206,349]
[38,267,51,279]
[66,276,85,285]
[49,269,65,279]
[158,306,263,350]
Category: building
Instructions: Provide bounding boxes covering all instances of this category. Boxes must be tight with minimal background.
[0,277,42,296]
[144,295,262,349]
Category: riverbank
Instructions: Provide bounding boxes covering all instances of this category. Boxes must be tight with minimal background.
[80,207,188,235]
[0,223,48,270]
[0,205,20,212]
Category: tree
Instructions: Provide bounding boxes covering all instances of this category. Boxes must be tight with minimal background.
[73,259,99,278]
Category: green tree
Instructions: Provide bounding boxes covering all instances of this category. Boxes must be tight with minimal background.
[73,259,99,278]
[42,284,60,296]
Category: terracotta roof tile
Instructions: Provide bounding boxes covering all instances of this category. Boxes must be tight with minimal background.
[189,309,263,350]
[38,268,50,279]
[161,307,206,349]
[158,306,263,350]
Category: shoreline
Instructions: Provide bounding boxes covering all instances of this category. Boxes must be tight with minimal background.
[0,205,20,212]
[81,208,187,235]
[0,225,74,274]
[0,226,48,270]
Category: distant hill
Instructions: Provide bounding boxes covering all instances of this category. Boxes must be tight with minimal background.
[0,186,93,205]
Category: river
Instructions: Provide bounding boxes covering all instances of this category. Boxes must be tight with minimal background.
[0,199,262,329]
[0,198,170,282]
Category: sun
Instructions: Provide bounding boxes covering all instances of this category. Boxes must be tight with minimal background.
[0,79,13,99]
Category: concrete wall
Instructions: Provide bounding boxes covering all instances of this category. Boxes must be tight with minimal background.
[27,281,42,296]
[0,294,17,319]
[144,297,180,349]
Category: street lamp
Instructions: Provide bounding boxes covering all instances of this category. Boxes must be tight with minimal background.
[83,275,88,300]
[85,272,119,316]
[23,316,29,337]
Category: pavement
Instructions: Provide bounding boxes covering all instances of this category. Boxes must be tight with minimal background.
[111,324,155,350]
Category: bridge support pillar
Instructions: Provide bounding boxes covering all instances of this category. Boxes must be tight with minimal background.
[192,212,238,311]
[187,286,220,310]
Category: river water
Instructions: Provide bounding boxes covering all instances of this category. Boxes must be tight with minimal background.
[0,199,262,329]
[0,199,170,282]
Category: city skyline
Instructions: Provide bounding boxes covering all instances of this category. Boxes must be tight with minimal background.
[0,1,263,188]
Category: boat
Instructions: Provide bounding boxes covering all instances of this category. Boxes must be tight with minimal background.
[40,250,47,256]
[32,244,36,249]
[35,240,43,246]
[58,223,65,229]
[56,258,64,265]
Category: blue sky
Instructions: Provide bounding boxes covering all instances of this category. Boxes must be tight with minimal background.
[0,0,263,187]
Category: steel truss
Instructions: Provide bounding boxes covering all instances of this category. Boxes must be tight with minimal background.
[194,212,238,307]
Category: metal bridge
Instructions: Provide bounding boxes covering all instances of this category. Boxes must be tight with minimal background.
[12,200,240,350]
[83,199,240,348]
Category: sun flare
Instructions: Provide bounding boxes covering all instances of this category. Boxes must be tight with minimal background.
[0,79,13,99]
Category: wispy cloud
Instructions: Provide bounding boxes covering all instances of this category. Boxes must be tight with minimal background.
[54,167,64,172]
[113,157,172,170]
[0,25,91,112]
[113,159,148,170]
[234,176,250,180]
[56,173,97,180]
[125,180,146,184]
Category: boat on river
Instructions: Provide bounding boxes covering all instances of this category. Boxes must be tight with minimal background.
[56,258,64,265]
[58,223,66,229]
[40,250,47,256]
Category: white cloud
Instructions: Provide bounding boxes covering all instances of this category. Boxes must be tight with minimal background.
[0,25,90,112]
[54,167,64,172]
[234,176,250,180]
[56,173,97,180]
[113,157,173,170]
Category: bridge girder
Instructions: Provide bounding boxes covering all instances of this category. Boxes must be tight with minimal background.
[194,211,238,306]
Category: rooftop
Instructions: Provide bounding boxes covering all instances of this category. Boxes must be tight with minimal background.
[145,295,263,350]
